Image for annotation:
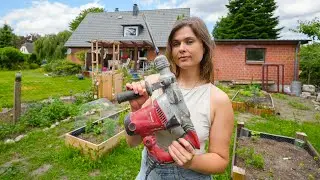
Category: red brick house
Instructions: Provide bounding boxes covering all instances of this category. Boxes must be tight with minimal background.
[213,39,310,89]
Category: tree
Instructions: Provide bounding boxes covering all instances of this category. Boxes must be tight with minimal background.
[291,17,320,41]
[34,30,72,61]
[299,43,320,86]
[212,0,283,39]
[177,14,185,20]
[69,7,104,31]
[0,24,17,48]
[292,17,320,86]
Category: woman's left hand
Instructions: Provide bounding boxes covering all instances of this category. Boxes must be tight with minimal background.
[168,138,196,168]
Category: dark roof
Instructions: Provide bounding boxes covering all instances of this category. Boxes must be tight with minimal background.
[22,42,34,53]
[65,8,190,48]
[214,39,311,45]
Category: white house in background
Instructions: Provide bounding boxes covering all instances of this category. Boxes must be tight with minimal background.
[20,42,34,54]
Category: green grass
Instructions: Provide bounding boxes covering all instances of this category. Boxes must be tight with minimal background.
[244,114,320,152]
[0,121,143,179]
[288,100,310,110]
[0,69,91,108]
[272,93,288,100]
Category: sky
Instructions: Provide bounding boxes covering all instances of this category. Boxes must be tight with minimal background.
[0,0,319,39]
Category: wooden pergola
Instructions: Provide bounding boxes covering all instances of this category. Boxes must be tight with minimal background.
[87,39,153,72]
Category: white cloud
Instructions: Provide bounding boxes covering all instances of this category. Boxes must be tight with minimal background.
[155,0,320,39]
[276,1,320,39]
[2,0,319,39]
[157,0,179,9]
[138,0,158,6]
[0,0,104,36]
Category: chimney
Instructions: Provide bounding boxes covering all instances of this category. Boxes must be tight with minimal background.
[133,4,139,16]
[115,8,119,12]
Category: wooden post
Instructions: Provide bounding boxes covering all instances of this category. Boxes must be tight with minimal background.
[295,132,307,148]
[98,73,113,100]
[113,73,123,95]
[13,72,22,123]
[296,132,307,142]
[134,46,138,71]
[232,166,246,180]
[237,122,245,137]
[101,45,105,71]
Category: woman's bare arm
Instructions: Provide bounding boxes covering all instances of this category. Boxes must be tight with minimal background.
[187,86,234,174]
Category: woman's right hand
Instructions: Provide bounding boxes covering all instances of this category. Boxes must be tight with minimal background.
[126,80,150,112]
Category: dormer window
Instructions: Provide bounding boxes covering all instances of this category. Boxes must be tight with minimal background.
[124,26,139,37]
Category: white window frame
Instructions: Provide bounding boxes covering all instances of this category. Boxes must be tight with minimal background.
[124,26,139,37]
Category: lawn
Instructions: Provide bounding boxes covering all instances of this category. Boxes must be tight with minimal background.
[0,69,91,108]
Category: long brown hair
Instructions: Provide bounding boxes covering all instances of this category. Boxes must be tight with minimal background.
[166,17,215,83]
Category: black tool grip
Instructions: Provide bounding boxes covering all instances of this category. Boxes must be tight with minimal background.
[116,91,142,103]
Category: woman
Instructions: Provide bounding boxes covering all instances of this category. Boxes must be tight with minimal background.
[125,17,234,179]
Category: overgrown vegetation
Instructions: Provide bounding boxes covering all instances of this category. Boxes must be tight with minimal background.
[43,59,81,76]
[0,99,79,140]
[236,147,265,169]
[0,47,39,70]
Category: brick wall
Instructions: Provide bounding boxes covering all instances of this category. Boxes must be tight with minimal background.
[67,47,89,64]
[146,47,166,60]
[213,44,297,85]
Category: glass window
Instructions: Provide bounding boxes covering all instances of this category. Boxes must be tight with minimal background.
[124,26,139,37]
[246,48,265,63]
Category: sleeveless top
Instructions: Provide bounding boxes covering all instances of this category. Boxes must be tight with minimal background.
[151,83,213,154]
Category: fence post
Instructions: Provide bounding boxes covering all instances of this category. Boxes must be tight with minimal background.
[13,72,22,123]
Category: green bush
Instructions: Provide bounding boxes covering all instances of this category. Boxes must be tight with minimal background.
[29,63,39,69]
[27,53,39,64]
[43,59,81,75]
[0,47,25,69]
[19,99,79,128]
[0,99,80,140]
[75,50,86,62]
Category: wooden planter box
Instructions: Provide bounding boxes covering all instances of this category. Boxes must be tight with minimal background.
[231,122,320,179]
[65,108,129,160]
[231,90,275,115]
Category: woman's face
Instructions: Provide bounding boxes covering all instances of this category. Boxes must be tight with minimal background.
[171,26,204,70]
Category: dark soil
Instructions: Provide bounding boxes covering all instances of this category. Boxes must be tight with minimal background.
[236,137,320,180]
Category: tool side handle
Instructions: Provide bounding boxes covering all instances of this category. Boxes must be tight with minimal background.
[116,91,142,103]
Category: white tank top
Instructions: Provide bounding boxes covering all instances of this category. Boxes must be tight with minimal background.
[152,83,212,154]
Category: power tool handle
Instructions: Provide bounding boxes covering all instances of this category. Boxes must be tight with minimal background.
[116,91,142,103]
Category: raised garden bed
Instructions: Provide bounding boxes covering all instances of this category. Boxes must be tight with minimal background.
[231,88,275,115]
[231,122,320,180]
[65,108,129,160]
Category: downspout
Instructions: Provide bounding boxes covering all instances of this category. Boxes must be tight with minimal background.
[291,41,302,97]
[294,41,301,81]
